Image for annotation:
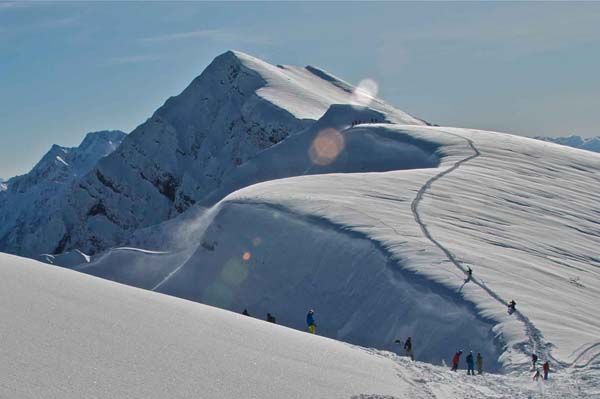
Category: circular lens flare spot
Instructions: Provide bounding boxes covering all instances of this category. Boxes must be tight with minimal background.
[242,251,251,261]
[309,128,345,166]
[351,78,379,107]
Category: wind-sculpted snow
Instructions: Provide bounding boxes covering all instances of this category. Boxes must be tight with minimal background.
[57,51,425,256]
[0,130,126,256]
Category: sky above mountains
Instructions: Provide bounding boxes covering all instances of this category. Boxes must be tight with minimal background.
[1,1,599,178]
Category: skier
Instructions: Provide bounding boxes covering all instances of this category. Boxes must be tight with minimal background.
[533,368,542,381]
[508,300,516,314]
[531,353,538,369]
[266,313,276,323]
[466,266,473,279]
[306,309,316,334]
[451,350,462,371]
[242,309,250,316]
[543,361,550,380]
[476,352,483,375]
[403,337,414,360]
[466,351,475,375]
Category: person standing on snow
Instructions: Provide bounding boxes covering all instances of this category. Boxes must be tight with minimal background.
[404,337,414,360]
[466,351,475,375]
[306,309,316,334]
[266,313,276,323]
[242,309,250,316]
[451,350,462,371]
[531,353,538,369]
[543,361,550,380]
[476,352,483,375]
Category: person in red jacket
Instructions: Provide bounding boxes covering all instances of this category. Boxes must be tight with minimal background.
[451,350,462,371]
[543,361,550,380]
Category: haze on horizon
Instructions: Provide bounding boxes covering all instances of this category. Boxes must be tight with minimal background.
[1,1,599,178]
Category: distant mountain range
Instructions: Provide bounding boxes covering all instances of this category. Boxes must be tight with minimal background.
[0,130,126,255]
[535,135,600,152]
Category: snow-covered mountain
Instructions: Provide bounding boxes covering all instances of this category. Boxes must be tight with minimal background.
[536,135,600,153]
[1,252,594,398]
[0,130,126,255]
[33,51,426,256]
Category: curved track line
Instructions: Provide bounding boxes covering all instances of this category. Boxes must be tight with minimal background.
[410,130,560,367]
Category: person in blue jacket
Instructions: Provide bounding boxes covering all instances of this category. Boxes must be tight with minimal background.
[307,309,316,334]
[466,351,475,375]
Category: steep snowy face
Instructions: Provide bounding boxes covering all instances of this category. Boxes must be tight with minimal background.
[63,51,425,254]
[0,130,126,256]
[536,135,600,153]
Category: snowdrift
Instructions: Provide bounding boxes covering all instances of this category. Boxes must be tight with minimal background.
[0,252,423,398]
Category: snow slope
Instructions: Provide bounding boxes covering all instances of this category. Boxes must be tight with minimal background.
[536,135,600,153]
[0,130,126,256]
[1,252,595,398]
[73,107,600,377]
[0,252,429,399]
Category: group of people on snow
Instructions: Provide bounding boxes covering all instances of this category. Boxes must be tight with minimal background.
[241,308,317,334]
[531,353,550,381]
[450,350,483,375]
[241,276,551,382]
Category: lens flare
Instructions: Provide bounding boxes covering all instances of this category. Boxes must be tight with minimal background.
[350,78,379,107]
[242,251,251,261]
[309,128,345,166]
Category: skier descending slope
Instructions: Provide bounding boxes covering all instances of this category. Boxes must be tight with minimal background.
[306,309,316,334]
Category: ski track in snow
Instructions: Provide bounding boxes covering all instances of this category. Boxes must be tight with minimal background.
[410,129,558,367]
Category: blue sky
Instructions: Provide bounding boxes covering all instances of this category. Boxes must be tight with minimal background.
[1,1,599,178]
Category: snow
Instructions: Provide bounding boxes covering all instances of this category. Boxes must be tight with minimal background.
[0,252,595,398]
[0,252,418,399]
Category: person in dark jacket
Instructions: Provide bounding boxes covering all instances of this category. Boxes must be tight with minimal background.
[532,353,538,369]
[476,352,483,375]
[242,309,250,316]
[508,300,517,314]
[404,337,414,360]
[451,350,462,371]
[266,313,276,323]
[466,351,475,375]
[543,361,550,380]
[306,309,316,334]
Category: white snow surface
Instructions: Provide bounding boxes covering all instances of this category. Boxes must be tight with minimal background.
[1,252,596,399]
[74,105,600,379]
